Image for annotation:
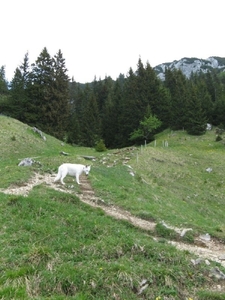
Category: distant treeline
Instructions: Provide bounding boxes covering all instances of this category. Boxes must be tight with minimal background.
[1,47,225,148]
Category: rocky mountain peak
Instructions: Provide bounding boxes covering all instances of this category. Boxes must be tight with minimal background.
[154,56,225,80]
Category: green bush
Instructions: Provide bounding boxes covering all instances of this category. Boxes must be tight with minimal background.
[216,135,222,142]
[95,139,107,152]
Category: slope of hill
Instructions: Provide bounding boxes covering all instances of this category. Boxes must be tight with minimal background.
[0,115,96,187]
[1,116,225,299]
[0,115,62,160]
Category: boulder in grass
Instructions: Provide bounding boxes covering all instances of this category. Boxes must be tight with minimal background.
[18,158,34,166]
[82,155,96,161]
[33,127,46,141]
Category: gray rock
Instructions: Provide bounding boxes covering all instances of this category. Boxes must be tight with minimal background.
[18,158,33,166]
[199,233,211,241]
[210,267,225,279]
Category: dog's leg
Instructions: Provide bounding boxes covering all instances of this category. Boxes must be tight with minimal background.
[60,171,67,185]
[60,176,66,185]
[54,173,60,183]
[76,174,80,185]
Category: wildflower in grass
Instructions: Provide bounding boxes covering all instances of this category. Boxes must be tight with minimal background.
[155,297,161,300]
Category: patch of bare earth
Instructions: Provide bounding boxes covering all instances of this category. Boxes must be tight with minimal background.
[2,172,225,291]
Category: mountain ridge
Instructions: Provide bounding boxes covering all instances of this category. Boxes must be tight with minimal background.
[153,56,225,80]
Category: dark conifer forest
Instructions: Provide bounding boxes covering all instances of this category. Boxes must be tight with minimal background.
[1,48,225,149]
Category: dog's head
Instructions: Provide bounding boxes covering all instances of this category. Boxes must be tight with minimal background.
[83,165,91,176]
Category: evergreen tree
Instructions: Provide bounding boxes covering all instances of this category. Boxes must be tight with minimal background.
[120,67,140,146]
[119,59,171,147]
[70,83,101,147]
[0,66,9,115]
[130,105,162,144]
[101,78,124,148]
[77,84,92,145]
[164,68,189,130]
[212,71,223,102]
[205,71,216,102]
[211,98,225,127]
[8,68,26,120]
[117,73,125,86]
[155,85,172,129]
[144,62,171,129]
[80,92,101,147]
[50,49,70,139]
[0,66,8,95]
[190,72,221,126]
[92,75,114,117]
[134,59,170,132]
[30,47,54,129]
[186,84,207,135]
[92,77,104,114]
[30,48,70,139]
[68,80,85,144]
[195,78,213,124]
[8,53,32,122]
[135,58,150,114]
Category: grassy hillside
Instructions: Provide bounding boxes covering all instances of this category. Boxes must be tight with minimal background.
[92,129,225,240]
[1,115,225,299]
[0,115,96,188]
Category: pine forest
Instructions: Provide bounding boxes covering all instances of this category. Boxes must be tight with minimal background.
[1,47,225,149]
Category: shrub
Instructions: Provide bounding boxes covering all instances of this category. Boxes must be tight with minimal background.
[95,139,107,152]
[215,135,222,142]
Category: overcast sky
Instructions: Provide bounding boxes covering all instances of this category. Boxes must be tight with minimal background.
[1,0,224,83]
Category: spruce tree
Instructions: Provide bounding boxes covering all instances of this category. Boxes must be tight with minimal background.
[80,92,101,147]
[144,62,171,129]
[164,68,189,130]
[68,79,83,144]
[51,49,70,139]
[0,66,8,95]
[8,53,32,123]
[130,105,162,144]
[0,66,9,114]
[211,98,225,126]
[120,59,169,147]
[120,67,140,146]
[30,48,70,140]
[101,78,124,148]
[30,47,54,130]
[186,84,207,135]
[195,78,213,124]
[205,72,216,102]
[9,68,26,121]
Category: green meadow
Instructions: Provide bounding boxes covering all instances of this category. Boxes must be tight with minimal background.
[1,115,225,299]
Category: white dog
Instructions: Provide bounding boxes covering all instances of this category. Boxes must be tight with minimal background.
[54,163,91,185]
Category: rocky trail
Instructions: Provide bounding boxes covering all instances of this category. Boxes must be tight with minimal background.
[2,172,225,290]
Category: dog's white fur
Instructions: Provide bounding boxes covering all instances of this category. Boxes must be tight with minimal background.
[54,163,91,185]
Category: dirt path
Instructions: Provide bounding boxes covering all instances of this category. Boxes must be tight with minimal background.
[2,172,225,272]
[79,176,225,271]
